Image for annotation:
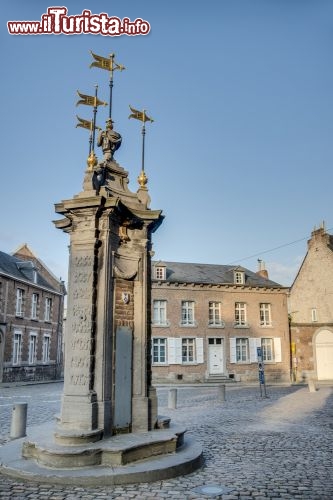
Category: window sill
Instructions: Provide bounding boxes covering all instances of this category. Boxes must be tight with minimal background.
[234,324,250,329]
[152,322,170,328]
[179,323,197,328]
[260,324,273,328]
[208,323,225,328]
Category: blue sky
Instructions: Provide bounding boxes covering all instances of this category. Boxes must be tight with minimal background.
[1,0,333,286]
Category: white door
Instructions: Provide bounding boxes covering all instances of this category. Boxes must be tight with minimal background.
[316,330,333,380]
[208,338,224,374]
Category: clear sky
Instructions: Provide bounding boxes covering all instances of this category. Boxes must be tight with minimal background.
[1,0,333,286]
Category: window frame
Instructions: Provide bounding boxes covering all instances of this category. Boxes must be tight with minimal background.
[235,302,247,327]
[15,288,24,317]
[236,337,249,362]
[44,297,52,322]
[152,337,167,364]
[234,271,245,284]
[28,332,37,365]
[260,303,272,327]
[181,300,195,326]
[311,308,318,322]
[182,338,195,363]
[155,266,166,280]
[42,334,50,363]
[152,299,168,326]
[31,293,39,320]
[208,301,224,327]
[12,330,22,365]
[261,337,274,362]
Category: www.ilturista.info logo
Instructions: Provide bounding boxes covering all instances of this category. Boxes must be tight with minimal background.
[7,7,151,36]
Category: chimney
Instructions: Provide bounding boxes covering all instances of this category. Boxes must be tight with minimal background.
[309,221,329,249]
[256,259,269,279]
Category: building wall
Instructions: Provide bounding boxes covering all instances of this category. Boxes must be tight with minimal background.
[290,228,333,324]
[0,274,64,383]
[151,283,290,383]
[289,227,333,381]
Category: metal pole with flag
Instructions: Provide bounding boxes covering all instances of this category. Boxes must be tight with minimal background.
[75,116,101,155]
[128,106,154,175]
[76,86,107,153]
[90,51,125,120]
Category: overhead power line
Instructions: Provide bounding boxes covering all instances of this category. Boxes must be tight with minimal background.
[228,226,333,265]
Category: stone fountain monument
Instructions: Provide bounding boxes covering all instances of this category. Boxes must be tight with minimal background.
[0,78,202,485]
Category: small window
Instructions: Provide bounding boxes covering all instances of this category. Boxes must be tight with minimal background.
[13,331,22,365]
[235,302,247,326]
[311,308,318,322]
[182,338,195,362]
[236,338,249,362]
[209,301,223,326]
[153,300,168,326]
[44,297,52,322]
[31,293,39,319]
[260,303,272,326]
[155,266,166,280]
[152,338,167,363]
[16,288,24,316]
[42,335,50,363]
[234,271,244,284]
[181,301,195,326]
[261,338,274,361]
[28,333,37,364]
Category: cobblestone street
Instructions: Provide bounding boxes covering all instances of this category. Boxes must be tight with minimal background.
[0,382,332,499]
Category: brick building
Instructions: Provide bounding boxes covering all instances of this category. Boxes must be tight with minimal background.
[289,224,333,381]
[151,260,290,383]
[0,244,66,383]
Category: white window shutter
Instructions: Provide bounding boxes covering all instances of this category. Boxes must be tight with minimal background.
[273,338,282,362]
[230,338,236,363]
[196,338,204,363]
[249,338,261,363]
[168,338,176,364]
[168,338,182,364]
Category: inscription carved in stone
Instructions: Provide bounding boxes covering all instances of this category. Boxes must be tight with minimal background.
[70,374,89,386]
[70,356,90,369]
[71,336,91,351]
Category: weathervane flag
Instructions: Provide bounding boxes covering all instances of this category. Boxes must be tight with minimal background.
[128,105,154,123]
[90,51,125,120]
[90,51,125,72]
[75,115,101,131]
[76,90,107,107]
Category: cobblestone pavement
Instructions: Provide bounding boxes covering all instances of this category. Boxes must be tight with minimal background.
[0,382,333,499]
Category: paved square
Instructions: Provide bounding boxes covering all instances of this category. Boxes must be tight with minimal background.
[1,382,332,498]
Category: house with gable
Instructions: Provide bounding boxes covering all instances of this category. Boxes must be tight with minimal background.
[151,260,290,383]
[289,224,333,381]
[0,244,66,383]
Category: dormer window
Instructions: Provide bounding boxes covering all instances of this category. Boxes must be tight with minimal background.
[234,271,245,285]
[155,266,166,281]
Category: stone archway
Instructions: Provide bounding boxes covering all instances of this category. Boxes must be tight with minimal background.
[315,329,333,380]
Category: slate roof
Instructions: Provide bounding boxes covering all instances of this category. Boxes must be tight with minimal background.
[152,261,282,288]
[0,250,59,292]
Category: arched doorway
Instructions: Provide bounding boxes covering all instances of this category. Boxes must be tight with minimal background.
[315,329,333,380]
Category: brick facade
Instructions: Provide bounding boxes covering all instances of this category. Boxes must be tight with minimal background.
[0,245,66,383]
[151,262,290,384]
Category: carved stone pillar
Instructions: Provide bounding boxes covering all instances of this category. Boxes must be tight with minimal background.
[54,159,163,443]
